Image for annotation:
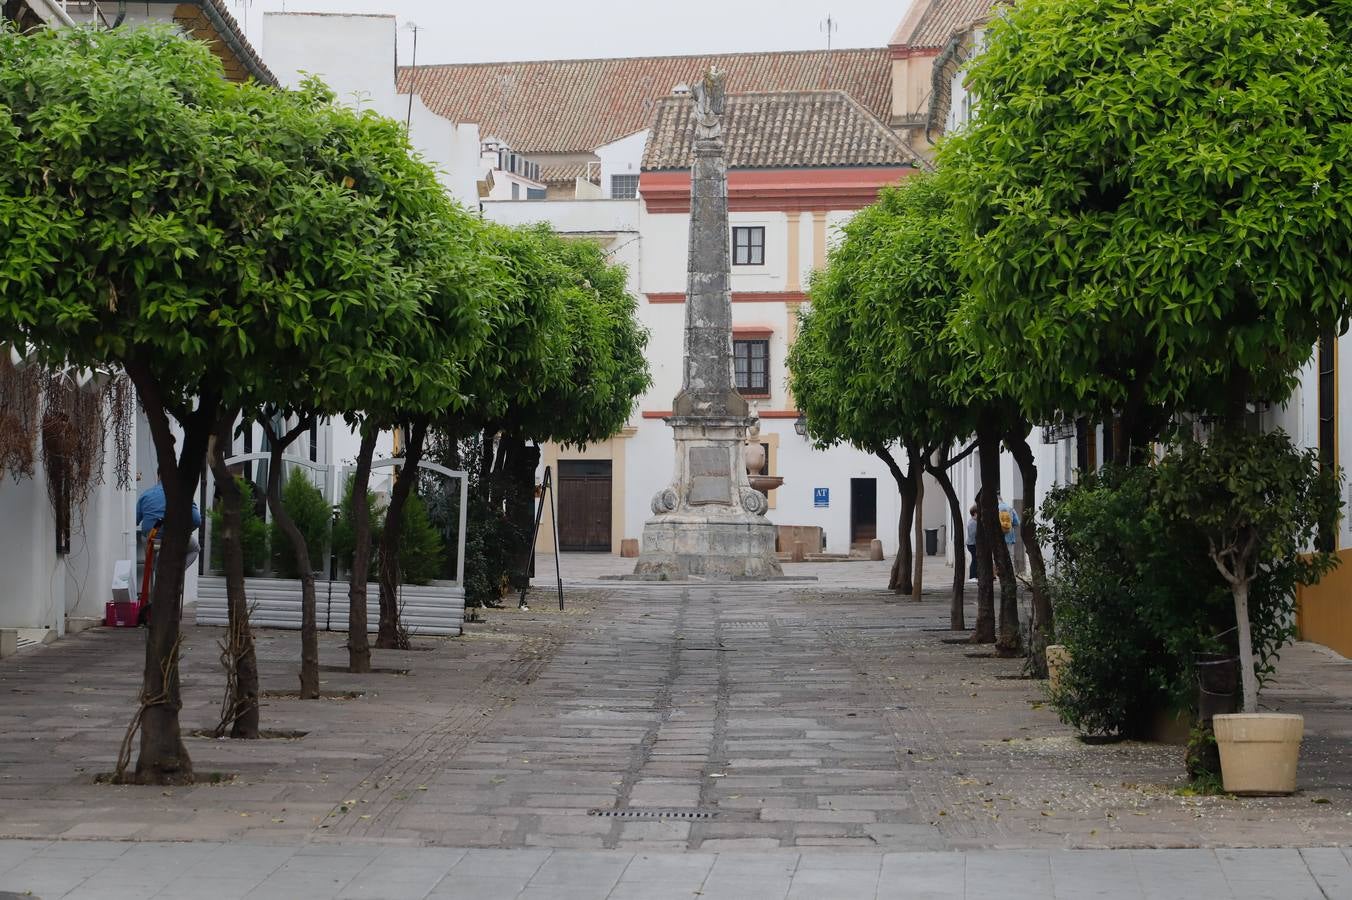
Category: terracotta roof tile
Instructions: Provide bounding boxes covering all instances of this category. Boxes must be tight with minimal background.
[538,161,599,184]
[642,90,918,171]
[895,0,996,50]
[398,48,891,155]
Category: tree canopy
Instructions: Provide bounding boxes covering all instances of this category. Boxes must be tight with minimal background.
[940,0,1352,429]
[788,174,972,455]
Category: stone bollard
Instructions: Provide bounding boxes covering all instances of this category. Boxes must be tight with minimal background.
[792,541,807,562]
[0,629,17,659]
[869,539,884,561]
[620,538,640,558]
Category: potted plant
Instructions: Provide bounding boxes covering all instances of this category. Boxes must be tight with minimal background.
[1157,430,1340,794]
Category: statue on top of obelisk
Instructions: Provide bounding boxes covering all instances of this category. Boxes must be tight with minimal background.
[633,67,783,580]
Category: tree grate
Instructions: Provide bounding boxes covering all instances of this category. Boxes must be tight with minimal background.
[588,808,717,820]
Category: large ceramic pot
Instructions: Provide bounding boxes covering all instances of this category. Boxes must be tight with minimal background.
[1045,644,1070,695]
[1213,713,1304,795]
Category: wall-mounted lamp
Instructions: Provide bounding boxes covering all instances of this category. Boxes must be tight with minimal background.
[793,415,807,437]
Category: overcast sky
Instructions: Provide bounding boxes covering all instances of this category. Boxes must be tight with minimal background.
[235,1,911,66]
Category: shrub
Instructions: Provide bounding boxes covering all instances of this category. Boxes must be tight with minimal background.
[269,469,331,578]
[330,474,383,575]
[397,493,443,585]
[1043,466,1231,738]
[208,476,268,576]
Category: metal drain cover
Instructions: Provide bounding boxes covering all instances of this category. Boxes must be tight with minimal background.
[588,808,717,820]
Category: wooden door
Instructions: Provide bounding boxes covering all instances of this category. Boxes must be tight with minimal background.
[558,460,612,552]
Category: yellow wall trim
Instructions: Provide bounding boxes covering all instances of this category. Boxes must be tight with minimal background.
[1297,546,1352,658]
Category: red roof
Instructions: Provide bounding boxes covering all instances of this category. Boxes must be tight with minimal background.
[643,91,917,171]
[891,0,997,50]
[398,48,892,156]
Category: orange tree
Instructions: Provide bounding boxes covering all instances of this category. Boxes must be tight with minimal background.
[0,27,455,781]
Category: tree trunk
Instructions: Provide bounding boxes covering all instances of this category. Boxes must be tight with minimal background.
[980,425,1022,658]
[877,446,914,594]
[971,486,995,644]
[347,425,379,674]
[928,456,965,631]
[503,436,539,590]
[262,417,320,699]
[1006,428,1052,675]
[123,362,217,785]
[478,428,496,502]
[208,419,259,738]
[911,467,924,602]
[1233,580,1259,713]
[378,419,427,649]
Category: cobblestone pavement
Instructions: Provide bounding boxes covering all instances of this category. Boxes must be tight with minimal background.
[1,555,1350,859]
[3,839,1351,899]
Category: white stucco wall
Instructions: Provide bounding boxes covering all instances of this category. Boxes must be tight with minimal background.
[598,130,649,198]
[0,372,140,632]
[262,12,480,208]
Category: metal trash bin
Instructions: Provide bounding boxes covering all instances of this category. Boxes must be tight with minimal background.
[924,528,939,556]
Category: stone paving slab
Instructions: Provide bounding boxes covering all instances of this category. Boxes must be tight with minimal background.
[4,841,1352,898]
[2,555,1351,853]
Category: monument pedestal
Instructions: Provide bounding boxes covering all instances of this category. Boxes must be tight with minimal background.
[634,415,783,580]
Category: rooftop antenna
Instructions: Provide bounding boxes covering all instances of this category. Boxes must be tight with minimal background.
[404,21,421,130]
[819,13,839,89]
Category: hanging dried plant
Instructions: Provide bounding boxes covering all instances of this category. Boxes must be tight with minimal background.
[40,370,107,554]
[0,353,41,481]
[103,374,135,491]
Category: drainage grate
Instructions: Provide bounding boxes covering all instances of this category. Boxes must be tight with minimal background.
[722,620,770,629]
[588,808,717,820]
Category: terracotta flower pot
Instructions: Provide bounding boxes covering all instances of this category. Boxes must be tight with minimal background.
[1213,713,1304,795]
[1045,644,1070,694]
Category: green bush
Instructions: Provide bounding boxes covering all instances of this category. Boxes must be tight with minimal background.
[208,476,268,576]
[1043,467,1232,738]
[331,474,383,574]
[397,493,444,585]
[269,469,331,578]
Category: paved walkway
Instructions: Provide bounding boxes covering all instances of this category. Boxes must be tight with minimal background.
[2,840,1351,899]
[2,554,1352,896]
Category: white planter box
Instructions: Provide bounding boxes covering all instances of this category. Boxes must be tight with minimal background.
[196,576,464,637]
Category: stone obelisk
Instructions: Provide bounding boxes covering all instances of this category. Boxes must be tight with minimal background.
[635,68,782,579]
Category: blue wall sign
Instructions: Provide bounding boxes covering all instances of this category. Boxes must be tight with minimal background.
[814,487,830,508]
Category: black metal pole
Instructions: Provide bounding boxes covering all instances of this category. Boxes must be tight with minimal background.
[549,470,563,610]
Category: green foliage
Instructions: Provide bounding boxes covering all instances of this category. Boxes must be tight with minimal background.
[524,233,651,448]
[269,470,331,579]
[1044,467,1230,737]
[397,493,443,586]
[468,225,650,447]
[940,0,1352,421]
[1046,439,1337,735]
[789,174,976,453]
[331,474,383,573]
[208,477,268,576]
[1155,429,1341,704]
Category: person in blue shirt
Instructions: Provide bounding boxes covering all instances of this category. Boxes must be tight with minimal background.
[996,494,1020,547]
[136,480,202,569]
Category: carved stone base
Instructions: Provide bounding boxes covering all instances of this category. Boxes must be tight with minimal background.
[634,513,782,580]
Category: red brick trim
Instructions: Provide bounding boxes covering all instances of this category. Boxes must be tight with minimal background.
[645,291,807,304]
[641,167,916,214]
[642,408,800,419]
[889,46,942,60]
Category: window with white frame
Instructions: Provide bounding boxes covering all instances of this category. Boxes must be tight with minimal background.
[610,174,639,199]
[732,226,765,266]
